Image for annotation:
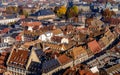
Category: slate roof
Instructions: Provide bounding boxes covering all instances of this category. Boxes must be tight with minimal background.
[11,33,19,38]
[5,14,18,19]
[30,9,54,17]
[9,28,22,33]
[0,14,18,19]
[42,59,60,73]
[35,49,45,60]
[0,25,8,30]
[28,61,42,73]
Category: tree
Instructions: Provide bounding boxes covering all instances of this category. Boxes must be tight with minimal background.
[54,6,67,18]
[6,6,19,14]
[18,7,28,18]
[72,5,79,16]
[66,5,79,22]
[22,10,29,18]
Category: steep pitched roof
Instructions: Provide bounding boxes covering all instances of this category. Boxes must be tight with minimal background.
[8,49,29,69]
[35,49,45,61]
[28,61,42,73]
[88,40,101,54]
[42,59,60,73]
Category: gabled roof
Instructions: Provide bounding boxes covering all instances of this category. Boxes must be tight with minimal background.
[42,59,60,73]
[28,61,42,73]
[88,40,101,54]
[72,46,87,59]
[23,40,41,48]
[8,49,29,69]
[57,54,72,65]
[44,43,75,51]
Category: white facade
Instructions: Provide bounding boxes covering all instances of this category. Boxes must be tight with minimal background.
[0,18,20,24]
[3,37,15,45]
[39,32,53,42]
[61,38,69,44]
[28,27,33,31]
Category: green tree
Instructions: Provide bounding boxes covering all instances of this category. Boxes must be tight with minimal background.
[66,5,79,19]
[72,5,79,16]
[23,10,29,18]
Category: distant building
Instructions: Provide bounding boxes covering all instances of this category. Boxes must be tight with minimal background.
[29,9,56,20]
[0,14,20,24]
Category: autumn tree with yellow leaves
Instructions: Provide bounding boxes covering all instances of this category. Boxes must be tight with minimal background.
[54,6,67,18]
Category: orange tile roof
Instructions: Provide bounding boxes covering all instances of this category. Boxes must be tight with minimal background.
[8,49,29,68]
[57,54,72,65]
[52,28,63,35]
[22,22,41,27]
[72,46,87,59]
[88,40,101,54]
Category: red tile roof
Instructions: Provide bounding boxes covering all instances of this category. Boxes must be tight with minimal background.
[8,49,29,68]
[88,40,101,54]
[57,54,72,65]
